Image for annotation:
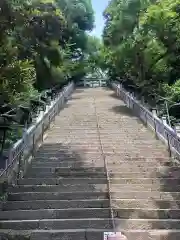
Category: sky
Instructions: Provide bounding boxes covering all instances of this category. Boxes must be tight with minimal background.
[90,0,109,38]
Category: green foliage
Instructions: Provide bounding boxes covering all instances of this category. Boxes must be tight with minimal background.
[103,0,180,114]
[0,0,95,101]
[0,0,95,148]
[83,36,109,79]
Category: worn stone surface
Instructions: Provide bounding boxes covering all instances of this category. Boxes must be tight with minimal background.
[0,88,180,240]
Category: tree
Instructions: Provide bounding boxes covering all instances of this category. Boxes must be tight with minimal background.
[103,0,180,106]
[0,0,95,101]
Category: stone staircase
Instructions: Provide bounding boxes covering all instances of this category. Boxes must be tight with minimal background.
[0,88,180,239]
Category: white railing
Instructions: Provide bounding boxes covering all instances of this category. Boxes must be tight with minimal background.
[112,82,180,158]
[0,82,75,184]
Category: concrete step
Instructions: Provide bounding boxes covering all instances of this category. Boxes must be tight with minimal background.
[8,184,107,193]
[29,167,106,173]
[3,199,110,210]
[109,177,180,185]
[0,218,113,230]
[106,157,173,165]
[35,148,166,156]
[31,162,104,168]
[36,147,101,154]
[110,184,180,192]
[26,171,107,178]
[114,218,180,230]
[37,141,166,148]
[18,177,107,185]
[111,199,180,209]
[8,190,180,201]
[107,160,171,167]
[113,208,180,219]
[1,229,180,240]
[8,191,109,201]
[17,177,180,185]
[0,229,107,240]
[31,160,175,168]
[33,156,172,162]
[25,171,179,178]
[110,190,180,200]
[1,208,179,220]
[8,183,180,193]
[32,157,104,162]
[35,152,102,157]
[1,218,180,230]
[29,166,180,173]
[35,151,168,158]
[4,198,180,211]
[0,208,111,220]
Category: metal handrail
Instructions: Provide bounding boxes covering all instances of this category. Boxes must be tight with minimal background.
[0,82,75,184]
[112,82,180,158]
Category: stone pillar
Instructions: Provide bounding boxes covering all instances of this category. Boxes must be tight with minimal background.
[162,116,167,125]
[141,96,145,105]
[175,125,180,137]
[130,92,134,98]
[152,108,157,117]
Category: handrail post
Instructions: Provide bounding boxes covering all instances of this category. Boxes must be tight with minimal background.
[166,131,172,157]
[41,122,44,143]
[32,133,35,157]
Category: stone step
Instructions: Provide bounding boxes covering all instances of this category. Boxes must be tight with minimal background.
[1,208,180,221]
[29,167,106,173]
[1,218,180,230]
[102,146,166,151]
[114,218,180,230]
[18,177,108,185]
[35,152,102,157]
[0,229,109,240]
[33,156,172,162]
[4,198,180,211]
[45,135,99,139]
[36,147,101,154]
[31,162,103,168]
[35,151,167,157]
[111,199,180,210]
[113,208,180,219]
[26,171,107,178]
[31,160,174,168]
[109,177,180,185]
[29,166,180,173]
[25,171,178,178]
[8,191,109,201]
[0,218,113,230]
[39,144,104,149]
[0,208,111,220]
[110,191,180,200]
[8,190,180,201]
[3,199,110,211]
[110,184,180,192]
[35,146,165,154]
[37,140,166,148]
[1,229,180,240]
[33,157,104,163]
[8,184,108,193]
[17,177,180,185]
[8,183,180,193]
[108,152,169,158]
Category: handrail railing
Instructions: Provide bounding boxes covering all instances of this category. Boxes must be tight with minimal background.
[112,82,180,158]
[0,82,74,184]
